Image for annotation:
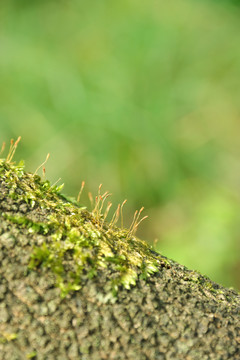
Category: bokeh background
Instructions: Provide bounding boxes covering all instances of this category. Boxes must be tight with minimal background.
[0,0,240,290]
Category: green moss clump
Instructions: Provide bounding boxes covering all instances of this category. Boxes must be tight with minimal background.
[0,158,166,299]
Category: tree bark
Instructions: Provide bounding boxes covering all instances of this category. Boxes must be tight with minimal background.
[0,161,239,360]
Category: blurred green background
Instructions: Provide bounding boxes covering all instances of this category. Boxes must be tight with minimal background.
[0,0,240,290]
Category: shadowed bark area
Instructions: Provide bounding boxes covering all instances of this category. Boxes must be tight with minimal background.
[0,162,239,360]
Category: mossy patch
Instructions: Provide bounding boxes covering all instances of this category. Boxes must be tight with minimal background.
[0,158,166,299]
[0,332,18,344]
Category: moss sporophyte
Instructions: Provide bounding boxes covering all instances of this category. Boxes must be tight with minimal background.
[0,141,166,299]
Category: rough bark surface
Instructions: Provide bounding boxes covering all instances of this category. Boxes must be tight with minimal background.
[0,163,239,360]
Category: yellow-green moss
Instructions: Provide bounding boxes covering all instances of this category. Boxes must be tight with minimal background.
[0,332,18,344]
[0,159,166,299]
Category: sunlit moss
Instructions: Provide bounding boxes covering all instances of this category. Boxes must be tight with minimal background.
[0,158,166,299]
[0,332,18,344]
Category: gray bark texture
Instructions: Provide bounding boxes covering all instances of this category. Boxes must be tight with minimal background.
[0,162,239,360]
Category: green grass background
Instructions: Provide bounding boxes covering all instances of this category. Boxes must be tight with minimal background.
[0,0,240,290]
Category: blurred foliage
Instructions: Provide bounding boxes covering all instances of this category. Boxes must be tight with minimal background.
[0,0,240,290]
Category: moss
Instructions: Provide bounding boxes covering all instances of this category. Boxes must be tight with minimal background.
[0,158,164,299]
[0,332,18,344]
[1,155,240,359]
[26,351,37,359]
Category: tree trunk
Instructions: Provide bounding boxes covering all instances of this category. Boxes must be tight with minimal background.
[0,160,239,360]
